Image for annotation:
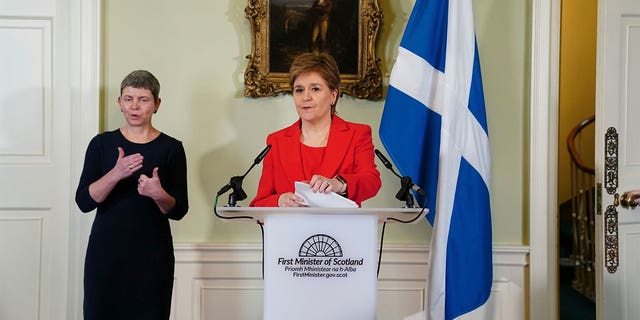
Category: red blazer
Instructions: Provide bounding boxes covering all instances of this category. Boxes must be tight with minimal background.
[250,116,381,207]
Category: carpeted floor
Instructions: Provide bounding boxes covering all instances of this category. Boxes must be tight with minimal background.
[558,199,595,320]
[559,265,595,319]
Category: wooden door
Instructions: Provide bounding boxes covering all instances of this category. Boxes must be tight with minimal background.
[595,0,640,318]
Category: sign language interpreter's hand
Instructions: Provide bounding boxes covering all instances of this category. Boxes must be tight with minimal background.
[137,167,165,199]
[114,147,144,180]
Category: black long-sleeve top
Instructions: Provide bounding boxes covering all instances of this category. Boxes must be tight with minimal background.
[75,129,188,242]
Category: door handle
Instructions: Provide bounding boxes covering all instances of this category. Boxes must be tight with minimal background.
[620,192,639,209]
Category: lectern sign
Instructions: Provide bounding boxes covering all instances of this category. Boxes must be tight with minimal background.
[264,214,378,320]
[274,233,366,280]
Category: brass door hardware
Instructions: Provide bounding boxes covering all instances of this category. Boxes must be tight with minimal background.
[604,127,619,273]
[620,192,639,209]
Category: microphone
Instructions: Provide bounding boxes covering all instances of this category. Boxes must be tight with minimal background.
[217,145,272,206]
[375,149,394,171]
[374,149,426,207]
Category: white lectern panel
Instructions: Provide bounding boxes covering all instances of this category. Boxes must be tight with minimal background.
[263,213,378,320]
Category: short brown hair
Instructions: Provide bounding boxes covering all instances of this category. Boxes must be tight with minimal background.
[289,53,341,113]
[120,70,160,101]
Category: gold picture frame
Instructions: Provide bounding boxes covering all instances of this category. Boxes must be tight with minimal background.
[244,0,383,100]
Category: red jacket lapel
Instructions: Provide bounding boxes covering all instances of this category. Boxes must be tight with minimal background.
[320,116,353,177]
[279,120,305,181]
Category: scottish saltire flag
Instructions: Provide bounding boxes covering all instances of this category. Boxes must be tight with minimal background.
[379,0,493,319]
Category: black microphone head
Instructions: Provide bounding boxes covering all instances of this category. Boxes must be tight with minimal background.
[254,145,272,164]
[374,149,393,169]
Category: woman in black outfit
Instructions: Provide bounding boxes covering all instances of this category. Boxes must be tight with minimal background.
[75,70,188,319]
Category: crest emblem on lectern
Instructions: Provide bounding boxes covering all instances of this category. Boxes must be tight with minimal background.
[298,234,343,257]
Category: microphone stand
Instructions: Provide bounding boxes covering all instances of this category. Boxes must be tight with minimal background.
[396,176,416,208]
[225,174,248,207]
[216,145,271,207]
[374,149,425,208]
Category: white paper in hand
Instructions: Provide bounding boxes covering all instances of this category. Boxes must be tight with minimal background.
[294,181,358,208]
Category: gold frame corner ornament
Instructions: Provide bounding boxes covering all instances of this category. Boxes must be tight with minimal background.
[243,0,383,100]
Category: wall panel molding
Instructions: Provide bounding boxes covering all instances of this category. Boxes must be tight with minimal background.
[0,216,44,320]
[173,243,529,320]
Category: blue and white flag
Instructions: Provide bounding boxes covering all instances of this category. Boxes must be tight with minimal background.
[379,0,493,319]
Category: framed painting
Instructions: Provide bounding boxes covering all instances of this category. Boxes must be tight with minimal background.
[244,0,383,100]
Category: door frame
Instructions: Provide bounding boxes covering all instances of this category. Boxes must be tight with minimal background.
[66,0,101,318]
[529,0,561,319]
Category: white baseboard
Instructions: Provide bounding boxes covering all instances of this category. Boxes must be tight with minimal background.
[172,243,529,320]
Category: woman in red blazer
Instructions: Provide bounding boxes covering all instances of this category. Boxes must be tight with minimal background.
[250,53,381,207]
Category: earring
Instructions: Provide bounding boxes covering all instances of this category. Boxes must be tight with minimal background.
[120,109,123,112]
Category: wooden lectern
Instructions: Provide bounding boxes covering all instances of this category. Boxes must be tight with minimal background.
[216,207,425,320]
